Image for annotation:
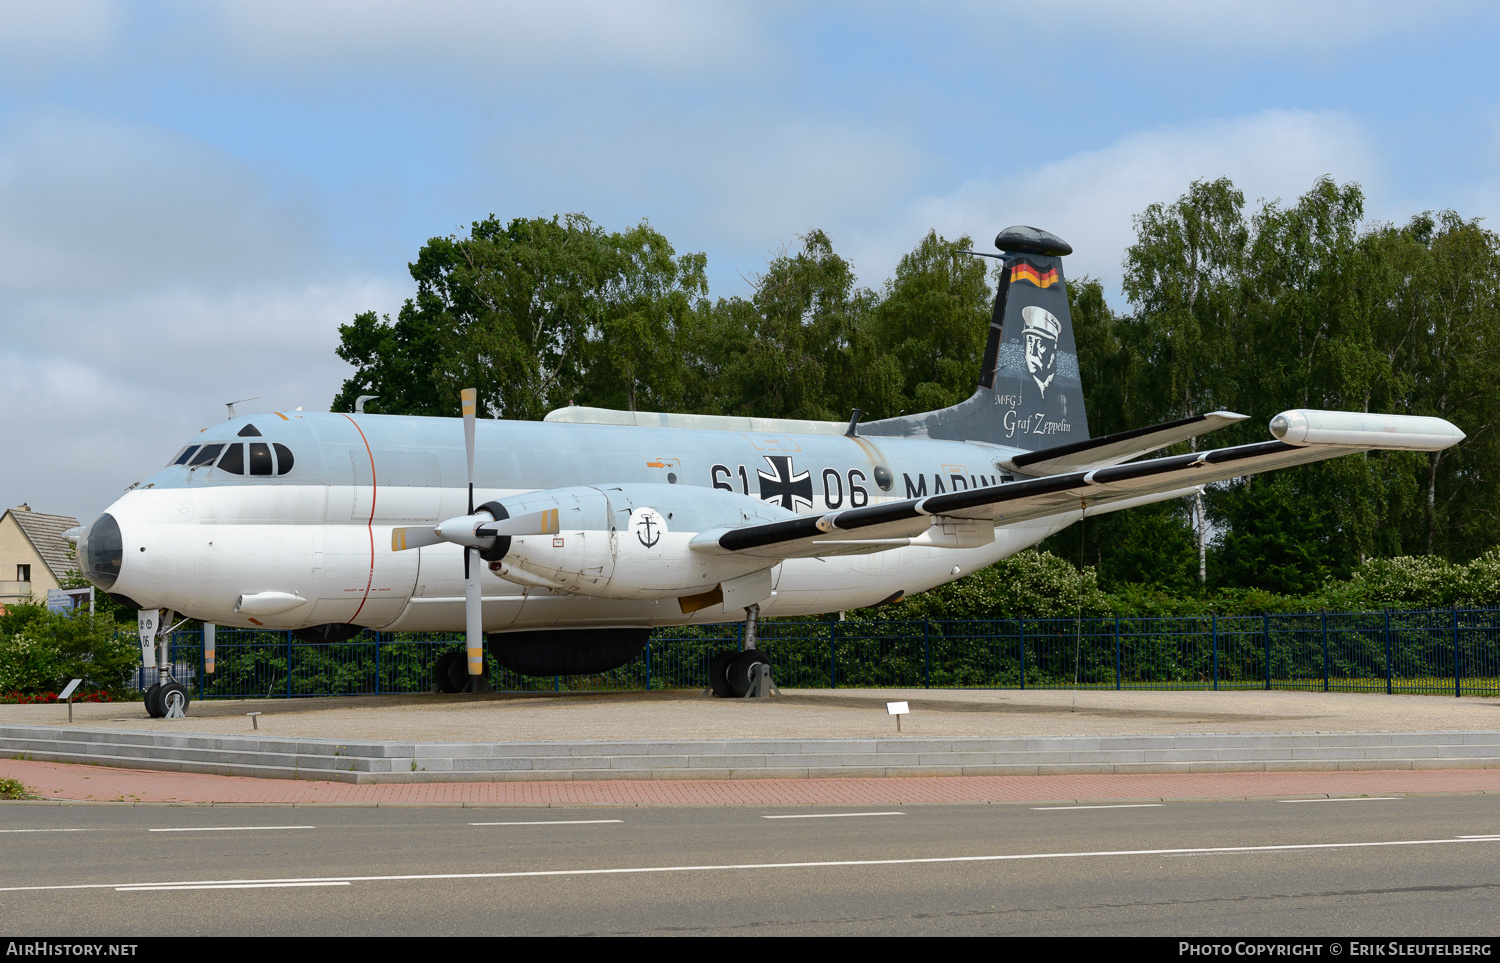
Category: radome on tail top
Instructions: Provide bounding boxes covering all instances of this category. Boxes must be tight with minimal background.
[74,225,1464,714]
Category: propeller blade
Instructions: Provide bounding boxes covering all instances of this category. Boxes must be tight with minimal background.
[391,526,444,551]
[475,508,561,538]
[464,545,483,686]
[462,387,477,515]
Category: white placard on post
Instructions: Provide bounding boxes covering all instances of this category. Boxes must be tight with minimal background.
[886,701,910,715]
[58,679,82,700]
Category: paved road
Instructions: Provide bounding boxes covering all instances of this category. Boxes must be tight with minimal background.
[3,797,1499,936]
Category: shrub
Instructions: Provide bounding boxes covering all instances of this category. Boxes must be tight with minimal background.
[0,607,135,696]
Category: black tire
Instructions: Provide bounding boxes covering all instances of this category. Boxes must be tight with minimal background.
[447,649,485,693]
[434,651,462,693]
[158,682,190,717]
[727,650,772,697]
[708,650,738,698]
[143,682,164,718]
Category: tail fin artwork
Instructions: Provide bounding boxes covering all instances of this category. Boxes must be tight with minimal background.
[862,225,1089,451]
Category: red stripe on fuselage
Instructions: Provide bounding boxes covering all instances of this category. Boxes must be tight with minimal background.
[340,414,377,623]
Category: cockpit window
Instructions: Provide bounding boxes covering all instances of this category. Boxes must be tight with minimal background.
[248,442,273,475]
[172,446,199,466]
[238,424,262,437]
[218,443,245,474]
[273,443,295,475]
[189,444,224,467]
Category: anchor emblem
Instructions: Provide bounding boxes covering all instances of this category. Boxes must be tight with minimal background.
[632,508,666,549]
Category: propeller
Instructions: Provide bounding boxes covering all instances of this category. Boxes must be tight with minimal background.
[460,388,480,690]
[387,389,562,692]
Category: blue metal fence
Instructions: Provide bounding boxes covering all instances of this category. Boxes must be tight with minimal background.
[135,608,1500,700]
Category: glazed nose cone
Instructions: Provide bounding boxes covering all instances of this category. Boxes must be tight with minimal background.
[79,512,124,590]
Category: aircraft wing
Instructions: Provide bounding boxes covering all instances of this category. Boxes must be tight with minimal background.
[691,409,1464,561]
[1001,411,1249,476]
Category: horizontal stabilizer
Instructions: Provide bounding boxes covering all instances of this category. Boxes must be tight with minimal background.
[1003,411,1248,476]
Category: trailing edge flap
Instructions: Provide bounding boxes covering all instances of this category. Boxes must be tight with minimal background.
[1001,411,1250,477]
[689,433,1441,562]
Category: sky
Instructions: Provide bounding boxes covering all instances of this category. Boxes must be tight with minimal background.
[3,0,1499,522]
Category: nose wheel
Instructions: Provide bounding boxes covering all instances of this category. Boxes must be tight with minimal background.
[143,680,190,719]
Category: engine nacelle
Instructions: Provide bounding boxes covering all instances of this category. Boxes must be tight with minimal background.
[483,484,789,602]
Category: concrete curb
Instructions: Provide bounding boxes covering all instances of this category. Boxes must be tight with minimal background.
[4,724,1499,784]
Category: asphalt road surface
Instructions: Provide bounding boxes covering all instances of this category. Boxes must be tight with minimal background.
[2,797,1498,936]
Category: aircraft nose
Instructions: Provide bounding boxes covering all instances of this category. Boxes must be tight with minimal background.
[79,512,125,590]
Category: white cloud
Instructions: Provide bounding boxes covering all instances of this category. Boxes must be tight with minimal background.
[0,277,404,520]
[0,111,332,297]
[950,0,1482,55]
[202,0,773,81]
[0,0,120,79]
[477,110,927,284]
[842,109,1382,302]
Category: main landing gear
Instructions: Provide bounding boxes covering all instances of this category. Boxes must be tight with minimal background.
[708,604,778,699]
[139,608,192,719]
[434,649,489,694]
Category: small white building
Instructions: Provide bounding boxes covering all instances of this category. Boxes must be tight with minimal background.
[0,504,82,612]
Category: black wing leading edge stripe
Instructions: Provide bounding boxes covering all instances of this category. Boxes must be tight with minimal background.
[714,440,1304,554]
[1006,412,1216,468]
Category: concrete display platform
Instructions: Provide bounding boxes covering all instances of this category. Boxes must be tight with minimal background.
[0,688,1496,784]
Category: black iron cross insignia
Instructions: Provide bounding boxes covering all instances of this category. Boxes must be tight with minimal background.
[756,455,813,511]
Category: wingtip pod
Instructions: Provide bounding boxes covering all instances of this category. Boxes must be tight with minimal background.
[1269,410,1465,451]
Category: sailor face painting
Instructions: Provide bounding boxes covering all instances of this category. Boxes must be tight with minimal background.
[1021,305,1060,398]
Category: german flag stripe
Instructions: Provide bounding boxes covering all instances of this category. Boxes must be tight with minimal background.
[1010,262,1060,288]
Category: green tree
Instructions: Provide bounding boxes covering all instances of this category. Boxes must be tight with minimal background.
[333,215,708,419]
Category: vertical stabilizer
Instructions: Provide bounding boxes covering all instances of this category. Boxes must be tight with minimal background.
[863,225,1090,451]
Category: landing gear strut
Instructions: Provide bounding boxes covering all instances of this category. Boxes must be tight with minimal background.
[139,609,191,719]
[707,603,778,699]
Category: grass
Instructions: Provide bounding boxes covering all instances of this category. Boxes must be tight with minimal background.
[0,777,30,800]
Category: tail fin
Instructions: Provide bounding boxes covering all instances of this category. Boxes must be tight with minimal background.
[863,225,1090,450]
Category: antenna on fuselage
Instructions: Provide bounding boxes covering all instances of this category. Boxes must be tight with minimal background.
[355,395,378,414]
[224,397,261,419]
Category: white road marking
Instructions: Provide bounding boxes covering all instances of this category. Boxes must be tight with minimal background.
[761,812,906,820]
[1038,798,1164,804]
[468,820,624,827]
[0,828,103,833]
[1456,835,1500,839]
[1278,797,1401,803]
[11,833,1496,894]
[147,825,315,833]
[118,882,350,892]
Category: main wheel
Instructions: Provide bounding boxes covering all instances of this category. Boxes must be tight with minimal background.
[708,650,738,698]
[158,682,190,718]
[143,682,164,718]
[434,651,462,693]
[447,650,486,693]
[727,650,772,697]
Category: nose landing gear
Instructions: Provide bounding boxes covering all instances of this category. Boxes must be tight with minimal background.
[707,604,779,699]
[138,608,193,719]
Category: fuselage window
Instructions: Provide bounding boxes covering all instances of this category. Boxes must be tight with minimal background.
[218,443,245,474]
[273,443,295,475]
[189,444,223,467]
[248,442,273,475]
[172,446,199,466]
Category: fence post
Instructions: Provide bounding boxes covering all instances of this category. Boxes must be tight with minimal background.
[1321,611,1329,693]
[922,620,931,689]
[645,637,652,692]
[1263,614,1271,690]
[1114,617,1122,691]
[1211,614,1219,691]
[1454,606,1461,698]
[1383,611,1392,695]
[829,619,837,689]
[375,631,382,696]
[1018,618,1026,690]
[286,631,293,699]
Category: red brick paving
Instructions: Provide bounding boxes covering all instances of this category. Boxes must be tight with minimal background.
[2,757,1498,807]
